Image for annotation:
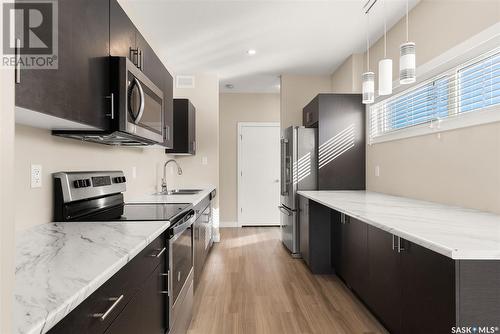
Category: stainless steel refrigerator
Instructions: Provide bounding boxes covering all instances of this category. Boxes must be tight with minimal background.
[279,126,317,257]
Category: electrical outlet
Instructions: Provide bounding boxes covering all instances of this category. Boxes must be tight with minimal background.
[202,156,208,165]
[375,165,380,177]
[31,164,42,188]
[132,166,137,179]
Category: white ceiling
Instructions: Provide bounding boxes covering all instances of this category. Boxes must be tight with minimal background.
[120,0,419,93]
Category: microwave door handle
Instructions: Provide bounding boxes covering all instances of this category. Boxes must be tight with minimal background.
[133,78,145,124]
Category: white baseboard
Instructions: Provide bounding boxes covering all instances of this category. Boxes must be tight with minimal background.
[218,221,280,228]
[219,221,239,228]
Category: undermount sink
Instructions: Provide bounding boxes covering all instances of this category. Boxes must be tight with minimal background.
[154,189,203,195]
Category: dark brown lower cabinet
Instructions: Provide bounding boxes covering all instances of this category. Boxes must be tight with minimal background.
[365,225,455,334]
[305,203,500,333]
[105,264,166,334]
[400,239,455,334]
[47,233,167,334]
[300,198,333,274]
[333,215,368,300]
[366,226,402,334]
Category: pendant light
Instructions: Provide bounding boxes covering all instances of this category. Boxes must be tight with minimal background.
[362,12,375,104]
[399,0,416,84]
[378,0,392,95]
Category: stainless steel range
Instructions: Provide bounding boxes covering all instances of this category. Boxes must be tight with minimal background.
[53,171,194,334]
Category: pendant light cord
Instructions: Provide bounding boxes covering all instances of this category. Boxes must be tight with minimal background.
[366,12,370,71]
[406,0,409,42]
[383,0,387,58]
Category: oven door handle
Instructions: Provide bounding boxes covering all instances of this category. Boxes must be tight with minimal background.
[171,211,195,237]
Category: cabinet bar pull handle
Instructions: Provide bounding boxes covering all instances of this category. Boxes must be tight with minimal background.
[397,237,405,253]
[160,271,169,295]
[130,47,139,67]
[92,294,124,321]
[138,49,143,70]
[392,235,396,251]
[106,93,114,119]
[15,38,21,84]
[141,49,144,70]
[151,247,166,258]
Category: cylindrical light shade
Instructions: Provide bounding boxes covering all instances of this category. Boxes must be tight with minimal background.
[362,72,375,104]
[378,58,393,96]
[399,42,416,84]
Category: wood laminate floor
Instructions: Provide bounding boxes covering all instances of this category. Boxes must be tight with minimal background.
[188,227,387,334]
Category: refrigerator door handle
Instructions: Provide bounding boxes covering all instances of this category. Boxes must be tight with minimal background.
[278,205,293,216]
[280,139,289,196]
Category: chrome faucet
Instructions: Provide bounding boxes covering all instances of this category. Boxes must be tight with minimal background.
[162,159,183,193]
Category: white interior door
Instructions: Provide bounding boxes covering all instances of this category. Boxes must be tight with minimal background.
[238,123,280,226]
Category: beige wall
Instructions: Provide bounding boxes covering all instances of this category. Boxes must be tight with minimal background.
[15,125,169,231]
[331,53,364,93]
[14,74,220,232]
[280,74,332,130]
[360,0,500,213]
[172,74,220,208]
[365,0,500,86]
[0,58,15,333]
[219,93,280,223]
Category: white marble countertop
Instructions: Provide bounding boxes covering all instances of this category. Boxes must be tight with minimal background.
[14,186,216,334]
[14,221,171,334]
[297,190,500,260]
[126,186,215,206]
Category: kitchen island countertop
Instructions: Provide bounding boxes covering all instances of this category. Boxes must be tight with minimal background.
[298,190,500,260]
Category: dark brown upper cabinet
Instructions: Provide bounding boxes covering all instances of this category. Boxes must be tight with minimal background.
[166,99,196,155]
[15,0,110,130]
[163,73,174,148]
[109,1,174,148]
[109,0,136,61]
[15,0,174,147]
[303,94,366,190]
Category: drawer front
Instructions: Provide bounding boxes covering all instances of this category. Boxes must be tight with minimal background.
[48,233,166,334]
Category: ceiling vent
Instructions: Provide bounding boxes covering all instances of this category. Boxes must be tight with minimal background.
[176,75,195,89]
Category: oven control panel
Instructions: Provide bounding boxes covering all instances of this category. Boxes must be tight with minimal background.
[53,171,127,203]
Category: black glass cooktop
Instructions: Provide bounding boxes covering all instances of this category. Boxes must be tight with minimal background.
[118,203,191,221]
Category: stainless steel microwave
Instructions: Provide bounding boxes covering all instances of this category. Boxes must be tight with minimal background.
[113,56,164,144]
[52,57,164,146]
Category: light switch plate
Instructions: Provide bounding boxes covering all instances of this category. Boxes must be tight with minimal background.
[202,156,208,165]
[31,164,42,188]
[375,165,380,177]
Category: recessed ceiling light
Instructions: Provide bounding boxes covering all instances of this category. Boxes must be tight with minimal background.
[247,49,256,56]
[225,84,234,89]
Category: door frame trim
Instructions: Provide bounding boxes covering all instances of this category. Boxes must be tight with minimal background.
[237,122,280,227]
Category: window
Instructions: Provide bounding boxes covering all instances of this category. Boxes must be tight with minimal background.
[370,49,500,142]
[458,52,500,114]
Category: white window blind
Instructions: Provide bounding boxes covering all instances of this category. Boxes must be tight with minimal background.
[370,49,500,141]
